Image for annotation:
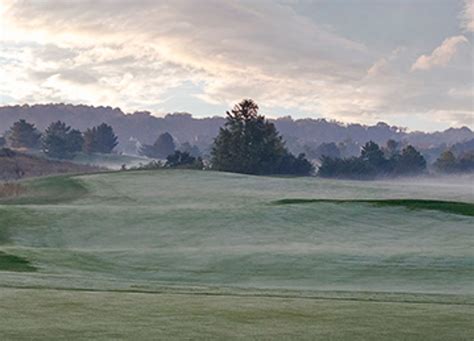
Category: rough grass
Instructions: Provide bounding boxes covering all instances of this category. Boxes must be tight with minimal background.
[0,251,36,272]
[0,175,88,205]
[273,198,474,216]
[0,149,99,181]
[0,182,26,198]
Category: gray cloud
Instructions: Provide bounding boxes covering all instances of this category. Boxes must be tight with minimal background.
[1,0,472,130]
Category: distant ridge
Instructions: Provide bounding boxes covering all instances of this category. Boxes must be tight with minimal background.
[1,103,472,153]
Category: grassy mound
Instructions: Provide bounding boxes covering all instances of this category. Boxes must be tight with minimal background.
[0,175,89,205]
[0,251,36,272]
[273,198,474,217]
[0,148,99,181]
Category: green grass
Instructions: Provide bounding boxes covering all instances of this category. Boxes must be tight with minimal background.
[0,288,473,340]
[0,171,473,339]
[0,175,88,205]
[273,198,474,216]
[0,251,36,272]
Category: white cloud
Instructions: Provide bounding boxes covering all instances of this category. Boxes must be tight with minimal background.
[460,0,474,32]
[411,35,468,71]
[0,0,472,129]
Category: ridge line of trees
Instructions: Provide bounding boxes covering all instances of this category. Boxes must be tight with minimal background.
[318,140,427,179]
[3,119,118,159]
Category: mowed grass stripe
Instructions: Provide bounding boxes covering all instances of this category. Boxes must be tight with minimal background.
[273,198,474,217]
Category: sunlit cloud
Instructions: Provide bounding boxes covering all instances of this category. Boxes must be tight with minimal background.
[0,0,472,130]
[411,36,469,71]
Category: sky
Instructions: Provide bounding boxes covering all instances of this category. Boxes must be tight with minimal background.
[0,0,473,131]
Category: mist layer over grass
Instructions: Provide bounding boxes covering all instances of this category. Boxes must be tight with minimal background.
[0,171,473,338]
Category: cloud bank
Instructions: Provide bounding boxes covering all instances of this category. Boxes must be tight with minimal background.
[0,0,472,130]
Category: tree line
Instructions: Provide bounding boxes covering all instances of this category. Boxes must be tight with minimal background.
[2,119,118,159]
[1,99,472,177]
[434,150,474,173]
[318,140,427,179]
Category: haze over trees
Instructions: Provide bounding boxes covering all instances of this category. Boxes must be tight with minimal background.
[211,99,313,175]
[6,119,41,149]
[1,111,472,177]
[83,123,118,154]
[140,132,176,159]
[166,150,203,169]
[434,150,474,173]
[42,121,84,159]
[1,104,472,156]
[318,141,426,179]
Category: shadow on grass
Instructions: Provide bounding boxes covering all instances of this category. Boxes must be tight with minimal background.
[273,198,474,217]
[0,251,36,272]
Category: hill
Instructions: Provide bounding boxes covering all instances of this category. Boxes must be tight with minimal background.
[0,148,99,181]
[1,104,472,155]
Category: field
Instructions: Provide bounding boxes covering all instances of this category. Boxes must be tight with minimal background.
[0,170,473,339]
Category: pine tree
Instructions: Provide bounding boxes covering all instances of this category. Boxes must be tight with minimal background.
[42,121,84,159]
[394,145,426,175]
[82,123,118,154]
[140,132,175,159]
[211,99,313,175]
[7,119,41,149]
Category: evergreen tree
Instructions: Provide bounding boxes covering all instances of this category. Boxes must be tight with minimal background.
[42,121,84,159]
[211,99,313,175]
[82,127,97,154]
[434,150,457,173]
[140,132,175,159]
[318,142,426,179]
[166,150,203,169]
[7,119,41,149]
[361,141,389,173]
[82,123,118,154]
[394,145,426,175]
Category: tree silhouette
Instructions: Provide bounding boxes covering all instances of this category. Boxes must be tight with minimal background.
[211,99,313,175]
[7,119,41,149]
[434,150,457,173]
[394,145,426,175]
[166,150,203,169]
[82,123,118,154]
[42,121,84,159]
[140,132,175,159]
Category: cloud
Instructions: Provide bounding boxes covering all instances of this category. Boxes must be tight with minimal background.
[411,35,469,71]
[0,0,472,130]
[460,0,474,32]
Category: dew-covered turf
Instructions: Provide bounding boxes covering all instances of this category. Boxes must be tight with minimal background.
[0,170,473,339]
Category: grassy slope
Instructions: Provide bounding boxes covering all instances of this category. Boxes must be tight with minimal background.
[0,171,473,339]
[0,149,98,180]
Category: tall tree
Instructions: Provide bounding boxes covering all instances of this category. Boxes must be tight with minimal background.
[7,119,41,149]
[394,145,426,175]
[211,99,313,175]
[82,123,118,154]
[361,141,389,173]
[140,132,176,159]
[434,150,457,173]
[42,121,84,159]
